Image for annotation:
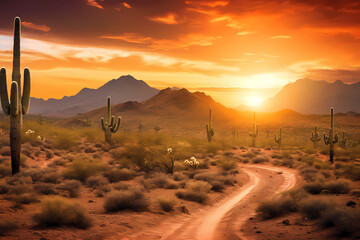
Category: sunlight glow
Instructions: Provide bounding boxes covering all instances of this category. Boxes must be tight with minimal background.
[245,95,263,106]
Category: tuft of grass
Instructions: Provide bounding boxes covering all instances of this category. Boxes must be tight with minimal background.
[103,168,134,183]
[34,183,57,195]
[251,155,269,164]
[62,158,103,182]
[216,157,237,171]
[175,180,211,204]
[158,197,176,212]
[104,190,149,212]
[86,175,109,189]
[57,180,82,198]
[32,197,92,229]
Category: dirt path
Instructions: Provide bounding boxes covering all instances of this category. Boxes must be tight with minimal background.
[123,164,297,240]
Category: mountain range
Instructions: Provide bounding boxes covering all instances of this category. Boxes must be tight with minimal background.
[261,78,360,114]
[29,75,159,117]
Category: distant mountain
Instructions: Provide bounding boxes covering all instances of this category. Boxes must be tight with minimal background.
[66,88,240,131]
[30,75,159,117]
[261,78,360,114]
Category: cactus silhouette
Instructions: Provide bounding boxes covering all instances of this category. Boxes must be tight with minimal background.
[100,97,121,143]
[264,124,270,137]
[274,128,282,148]
[310,126,321,148]
[205,109,214,142]
[37,113,44,125]
[323,107,338,163]
[0,17,31,175]
[339,131,347,149]
[249,112,258,147]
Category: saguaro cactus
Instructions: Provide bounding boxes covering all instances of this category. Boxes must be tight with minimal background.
[310,126,321,148]
[83,116,92,127]
[154,124,161,133]
[37,113,44,125]
[0,17,30,175]
[265,124,270,137]
[323,107,338,163]
[101,97,121,143]
[249,112,258,147]
[339,131,347,149]
[275,128,282,148]
[205,109,214,142]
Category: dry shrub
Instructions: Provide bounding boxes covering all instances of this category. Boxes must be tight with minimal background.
[86,175,109,188]
[256,197,297,219]
[62,158,103,182]
[175,180,211,203]
[57,180,82,198]
[104,190,149,212]
[251,155,269,164]
[141,173,170,189]
[34,183,57,195]
[324,179,351,194]
[103,168,134,183]
[299,198,333,220]
[33,197,92,229]
[320,207,360,236]
[0,147,11,156]
[216,157,237,171]
[158,197,176,212]
[173,172,188,181]
[303,181,325,194]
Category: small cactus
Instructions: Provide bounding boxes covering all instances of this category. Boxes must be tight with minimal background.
[100,96,121,144]
[83,116,92,127]
[205,109,214,142]
[274,128,282,148]
[339,131,347,149]
[249,112,258,147]
[323,107,338,163]
[154,124,161,133]
[264,124,270,137]
[37,113,44,125]
[310,126,321,148]
[138,121,143,132]
[0,17,31,175]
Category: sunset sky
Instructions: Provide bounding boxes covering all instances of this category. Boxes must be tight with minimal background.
[1,0,360,107]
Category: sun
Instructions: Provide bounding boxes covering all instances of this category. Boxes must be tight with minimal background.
[245,95,264,106]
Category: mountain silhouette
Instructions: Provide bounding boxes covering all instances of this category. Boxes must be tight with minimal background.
[261,78,360,114]
[29,75,159,117]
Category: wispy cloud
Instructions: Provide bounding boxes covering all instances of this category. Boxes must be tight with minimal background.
[22,21,51,32]
[148,13,179,24]
[271,35,292,39]
[86,0,103,9]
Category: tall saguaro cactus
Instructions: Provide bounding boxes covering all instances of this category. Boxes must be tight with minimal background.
[249,112,258,147]
[275,128,282,148]
[339,131,347,149]
[206,109,214,142]
[323,107,338,163]
[310,126,321,148]
[101,97,121,143]
[0,17,30,175]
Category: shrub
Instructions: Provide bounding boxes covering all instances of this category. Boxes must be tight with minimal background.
[175,180,211,203]
[54,131,77,150]
[158,197,176,212]
[34,183,57,195]
[0,146,11,156]
[303,181,325,194]
[104,190,149,212]
[86,176,109,188]
[41,171,62,184]
[193,172,216,182]
[0,184,10,194]
[33,197,92,229]
[6,176,33,185]
[114,145,154,171]
[173,172,188,181]
[112,182,130,190]
[251,155,269,164]
[5,193,39,208]
[62,158,103,182]
[0,220,17,235]
[186,180,212,193]
[141,173,169,189]
[299,198,333,220]
[103,168,134,183]
[324,179,351,194]
[256,197,298,219]
[95,184,112,197]
[216,157,237,171]
[210,180,225,192]
[57,180,82,198]
[320,207,360,236]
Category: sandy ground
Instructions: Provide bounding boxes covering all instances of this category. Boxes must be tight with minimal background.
[111,164,298,240]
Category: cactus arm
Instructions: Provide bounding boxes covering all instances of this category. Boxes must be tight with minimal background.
[323,132,329,145]
[12,17,21,84]
[111,117,121,133]
[101,117,106,131]
[255,124,258,136]
[110,115,115,127]
[0,68,10,115]
[106,96,111,123]
[10,81,19,116]
[334,133,338,143]
[21,68,30,115]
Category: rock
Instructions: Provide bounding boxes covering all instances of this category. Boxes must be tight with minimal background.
[89,200,94,203]
[179,206,190,214]
[256,231,263,233]
[346,200,356,207]
[282,219,290,225]
[249,217,254,220]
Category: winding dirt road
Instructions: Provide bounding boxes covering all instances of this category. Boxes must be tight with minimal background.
[119,164,297,240]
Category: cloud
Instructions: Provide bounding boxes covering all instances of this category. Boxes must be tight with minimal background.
[87,0,103,9]
[100,33,152,44]
[271,35,292,39]
[237,31,256,36]
[185,1,229,8]
[122,2,131,8]
[22,21,51,32]
[148,13,179,24]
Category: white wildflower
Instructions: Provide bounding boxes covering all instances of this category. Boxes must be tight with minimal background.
[167,148,172,154]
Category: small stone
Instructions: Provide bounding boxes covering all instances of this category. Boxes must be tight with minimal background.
[282,219,290,225]
[249,217,254,220]
[346,200,356,207]
[179,206,190,214]
[256,231,262,234]
[89,200,94,203]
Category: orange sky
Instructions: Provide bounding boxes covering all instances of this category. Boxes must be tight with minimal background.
[1,0,360,107]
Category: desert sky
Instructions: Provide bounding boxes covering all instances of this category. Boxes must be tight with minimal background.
[1,0,360,107]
